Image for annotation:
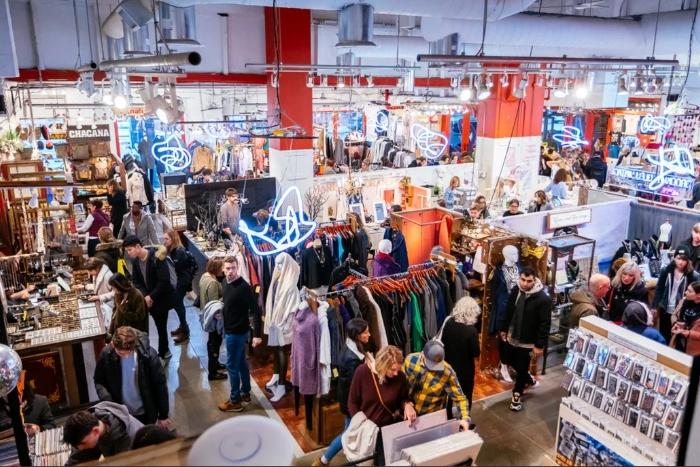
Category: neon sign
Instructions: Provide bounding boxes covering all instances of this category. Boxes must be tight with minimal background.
[369,110,389,135]
[552,126,588,149]
[639,114,671,135]
[646,146,696,190]
[621,136,640,148]
[411,124,448,160]
[238,186,317,256]
[152,134,192,172]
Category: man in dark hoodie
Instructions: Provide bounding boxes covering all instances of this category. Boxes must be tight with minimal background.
[63,401,143,465]
[583,150,608,188]
[94,326,171,426]
[123,235,175,362]
[680,223,700,273]
[499,267,551,412]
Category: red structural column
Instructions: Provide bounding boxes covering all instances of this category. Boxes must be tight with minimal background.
[476,76,545,139]
[264,7,313,150]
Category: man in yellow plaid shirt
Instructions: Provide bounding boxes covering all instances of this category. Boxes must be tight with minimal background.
[403,340,471,431]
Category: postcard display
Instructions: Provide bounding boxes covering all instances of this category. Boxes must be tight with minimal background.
[556,316,692,467]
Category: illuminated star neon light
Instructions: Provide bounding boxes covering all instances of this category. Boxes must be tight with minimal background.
[238,186,317,256]
[639,114,671,134]
[646,146,696,191]
[411,124,448,160]
[151,134,192,172]
[552,126,589,149]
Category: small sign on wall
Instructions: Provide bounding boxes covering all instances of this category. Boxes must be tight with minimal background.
[66,125,111,142]
[547,208,592,230]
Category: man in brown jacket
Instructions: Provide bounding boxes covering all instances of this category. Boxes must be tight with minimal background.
[569,273,611,327]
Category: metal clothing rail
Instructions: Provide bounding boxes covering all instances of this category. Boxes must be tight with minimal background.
[314,261,438,300]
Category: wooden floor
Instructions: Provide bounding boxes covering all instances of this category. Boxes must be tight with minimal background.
[150,301,511,454]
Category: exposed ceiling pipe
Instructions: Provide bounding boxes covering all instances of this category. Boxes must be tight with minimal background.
[98,51,201,70]
[163,0,537,20]
[417,55,679,67]
[218,13,229,75]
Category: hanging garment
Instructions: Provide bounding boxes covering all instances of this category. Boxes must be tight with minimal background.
[265,252,301,347]
[290,301,320,395]
[318,301,332,395]
[191,146,215,173]
[300,245,334,289]
[126,169,150,205]
[384,228,409,272]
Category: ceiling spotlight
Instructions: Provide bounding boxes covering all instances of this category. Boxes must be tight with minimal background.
[485,74,493,88]
[513,76,528,99]
[352,75,360,87]
[500,74,509,87]
[536,76,544,87]
[102,93,113,106]
[459,86,473,101]
[617,76,628,95]
[113,95,128,109]
[337,76,345,88]
[477,77,490,100]
[574,76,588,99]
[306,73,314,88]
[366,75,374,87]
[633,74,644,95]
[270,71,279,88]
[321,75,328,87]
[451,76,460,89]
[553,79,568,98]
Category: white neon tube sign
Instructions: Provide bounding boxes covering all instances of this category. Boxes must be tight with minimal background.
[639,114,671,134]
[411,124,448,160]
[552,126,588,149]
[238,186,317,256]
[152,134,192,172]
[621,136,640,148]
[647,146,696,191]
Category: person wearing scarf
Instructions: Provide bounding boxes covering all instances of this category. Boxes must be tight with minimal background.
[499,267,551,412]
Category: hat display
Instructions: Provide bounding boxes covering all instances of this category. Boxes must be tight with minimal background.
[422,340,445,371]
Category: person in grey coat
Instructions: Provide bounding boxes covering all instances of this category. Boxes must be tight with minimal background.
[117,201,158,247]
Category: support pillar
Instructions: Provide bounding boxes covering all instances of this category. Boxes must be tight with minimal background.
[476,75,545,204]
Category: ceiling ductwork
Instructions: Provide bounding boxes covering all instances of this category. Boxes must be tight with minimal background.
[98,51,201,70]
[336,51,361,74]
[335,3,375,47]
[159,3,199,46]
[429,33,460,56]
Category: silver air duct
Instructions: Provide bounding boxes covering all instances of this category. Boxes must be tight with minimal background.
[429,33,460,56]
[98,51,201,70]
[335,3,375,48]
[159,2,199,46]
[336,51,360,75]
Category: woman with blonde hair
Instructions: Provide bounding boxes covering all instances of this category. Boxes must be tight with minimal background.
[346,345,415,464]
[441,297,481,409]
[443,176,461,210]
[608,261,648,322]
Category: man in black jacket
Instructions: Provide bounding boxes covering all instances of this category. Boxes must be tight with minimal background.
[499,267,551,412]
[123,235,175,361]
[583,151,608,188]
[217,256,263,413]
[680,223,700,273]
[94,326,171,426]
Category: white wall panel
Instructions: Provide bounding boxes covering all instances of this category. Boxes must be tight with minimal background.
[0,0,19,77]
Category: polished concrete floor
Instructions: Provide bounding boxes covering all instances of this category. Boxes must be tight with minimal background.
[147,302,565,465]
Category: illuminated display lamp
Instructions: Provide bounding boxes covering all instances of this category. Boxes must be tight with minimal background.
[459,86,472,101]
[617,76,629,95]
[476,76,490,100]
[366,75,374,87]
[639,113,671,134]
[306,73,314,88]
[552,126,589,149]
[646,146,696,191]
[633,75,644,95]
[337,76,345,88]
[152,134,192,172]
[270,71,279,88]
[644,78,657,94]
[113,95,128,109]
[513,76,528,99]
[321,75,328,87]
[411,124,448,160]
[450,76,460,89]
[238,186,317,256]
[574,78,588,99]
[553,79,568,98]
[500,74,509,88]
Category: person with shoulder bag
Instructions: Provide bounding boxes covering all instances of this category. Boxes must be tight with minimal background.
[671,281,700,354]
[163,229,194,344]
[343,345,415,465]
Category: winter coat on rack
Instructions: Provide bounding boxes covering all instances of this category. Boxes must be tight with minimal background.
[383,228,409,272]
[299,245,334,289]
[126,169,150,206]
[350,228,371,269]
[264,252,300,347]
[290,301,320,395]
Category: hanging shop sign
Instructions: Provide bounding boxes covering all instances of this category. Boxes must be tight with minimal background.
[552,126,588,149]
[639,113,671,135]
[547,208,592,230]
[411,124,448,160]
[238,186,317,256]
[607,147,696,199]
[152,134,192,172]
[66,125,111,142]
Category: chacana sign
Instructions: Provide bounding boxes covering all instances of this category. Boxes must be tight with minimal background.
[67,125,110,141]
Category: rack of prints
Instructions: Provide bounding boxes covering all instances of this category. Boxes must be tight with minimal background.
[560,327,687,464]
[31,427,70,466]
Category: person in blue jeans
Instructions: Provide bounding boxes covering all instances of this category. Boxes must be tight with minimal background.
[314,318,371,466]
[217,256,263,413]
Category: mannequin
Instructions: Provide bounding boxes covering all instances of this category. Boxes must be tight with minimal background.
[489,245,521,383]
[137,134,157,189]
[265,253,300,402]
[300,239,333,292]
[659,219,673,250]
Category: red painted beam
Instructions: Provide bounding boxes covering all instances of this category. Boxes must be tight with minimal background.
[10,69,267,86]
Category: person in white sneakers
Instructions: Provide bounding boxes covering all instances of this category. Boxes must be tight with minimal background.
[499,267,551,412]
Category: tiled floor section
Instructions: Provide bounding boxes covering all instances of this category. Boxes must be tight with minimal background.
[149,303,565,465]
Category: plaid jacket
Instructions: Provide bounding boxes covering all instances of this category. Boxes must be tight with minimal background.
[402,353,469,421]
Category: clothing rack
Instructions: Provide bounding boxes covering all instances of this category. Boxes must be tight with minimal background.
[314,261,438,300]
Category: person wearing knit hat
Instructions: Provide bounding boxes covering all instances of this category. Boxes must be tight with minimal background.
[372,239,400,277]
[622,301,666,344]
[653,248,700,342]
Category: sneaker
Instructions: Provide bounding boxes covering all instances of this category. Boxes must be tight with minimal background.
[270,384,286,402]
[240,393,252,404]
[500,363,513,383]
[218,399,243,412]
[510,393,523,412]
[266,374,279,389]
[170,327,184,337]
[311,456,328,466]
[524,380,541,394]
[160,351,172,366]
[174,333,190,344]
[208,373,227,381]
